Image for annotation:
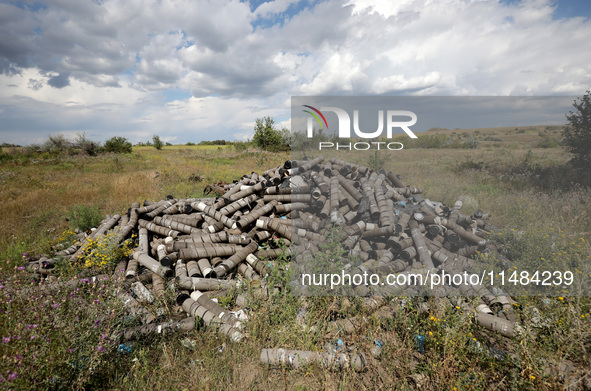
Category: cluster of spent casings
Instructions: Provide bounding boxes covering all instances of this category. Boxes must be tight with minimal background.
[267,156,521,337]
[21,155,522,356]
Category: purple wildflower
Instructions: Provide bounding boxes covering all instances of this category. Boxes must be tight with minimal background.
[96,345,106,352]
[2,337,10,343]
[17,266,25,270]
[7,372,18,381]
[51,303,60,309]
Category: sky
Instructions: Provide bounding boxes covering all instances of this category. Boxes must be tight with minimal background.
[0,0,590,145]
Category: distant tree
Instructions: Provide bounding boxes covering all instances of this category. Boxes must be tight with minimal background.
[104,136,132,154]
[252,116,288,151]
[152,135,163,150]
[563,91,591,168]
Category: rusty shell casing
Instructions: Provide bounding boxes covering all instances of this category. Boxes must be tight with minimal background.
[118,209,139,243]
[219,194,258,216]
[201,215,225,233]
[227,181,266,202]
[132,251,173,278]
[297,156,324,173]
[197,258,215,278]
[193,202,236,229]
[143,199,177,220]
[237,262,260,281]
[123,317,195,341]
[165,213,204,228]
[138,219,181,238]
[186,260,201,277]
[386,171,405,188]
[374,178,392,227]
[259,218,294,242]
[152,272,166,298]
[408,220,435,271]
[474,312,522,338]
[135,199,166,215]
[434,217,486,247]
[138,228,149,253]
[175,259,188,278]
[262,194,311,203]
[176,276,236,291]
[131,281,154,304]
[212,241,259,278]
[361,226,395,240]
[181,295,243,342]
[388,237,413,252]
[236,200,278,229]
[125,257,139,279]
[245,253,268,275]
[260,348,365,372]
[395,212,411,233]
[273,202,308,214]
[152,216,198,234]
[177,244,240,260]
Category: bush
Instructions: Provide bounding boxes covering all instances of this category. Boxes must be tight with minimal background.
[152,135,163,150]
[233,141,250,151]
[104,136,132,154]
[563,90,591,168]
[44,134,71,154]
[66,204,104,232]
[535,136,559,148]
[186,142,195,146]
[74,133,101,156]
[252,117,289,151]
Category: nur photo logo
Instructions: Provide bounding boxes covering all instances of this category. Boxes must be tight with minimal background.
[302,104,418,150]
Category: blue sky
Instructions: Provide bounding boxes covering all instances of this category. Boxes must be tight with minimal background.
[0,0,590,145]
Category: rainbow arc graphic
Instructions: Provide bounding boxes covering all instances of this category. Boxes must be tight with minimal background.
[302,105,328,130]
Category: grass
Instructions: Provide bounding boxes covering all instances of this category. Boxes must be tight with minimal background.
[1,134,590,389]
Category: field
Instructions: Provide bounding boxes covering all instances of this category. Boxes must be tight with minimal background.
[1,127,590,390]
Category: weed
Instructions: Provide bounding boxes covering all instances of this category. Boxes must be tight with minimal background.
[66,204,104,232]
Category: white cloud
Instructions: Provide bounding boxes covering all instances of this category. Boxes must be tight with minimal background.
[1,0,590,145]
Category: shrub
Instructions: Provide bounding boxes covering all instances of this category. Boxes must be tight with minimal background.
[77,228,135,269]
[152,135,163,150]
[252,117,289,151]
[233,141,250,151]
[462,136,479,149]
[104,136,132,154]
[66,204,104,232]
[44,134,71,154]
[74,133,101,156]
[535,136,559,148]
[563,90,591,168]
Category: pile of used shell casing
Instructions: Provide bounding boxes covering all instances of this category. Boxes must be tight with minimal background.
[22,156,523,370]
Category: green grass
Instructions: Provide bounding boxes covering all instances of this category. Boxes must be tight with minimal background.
[1,130,590,389]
